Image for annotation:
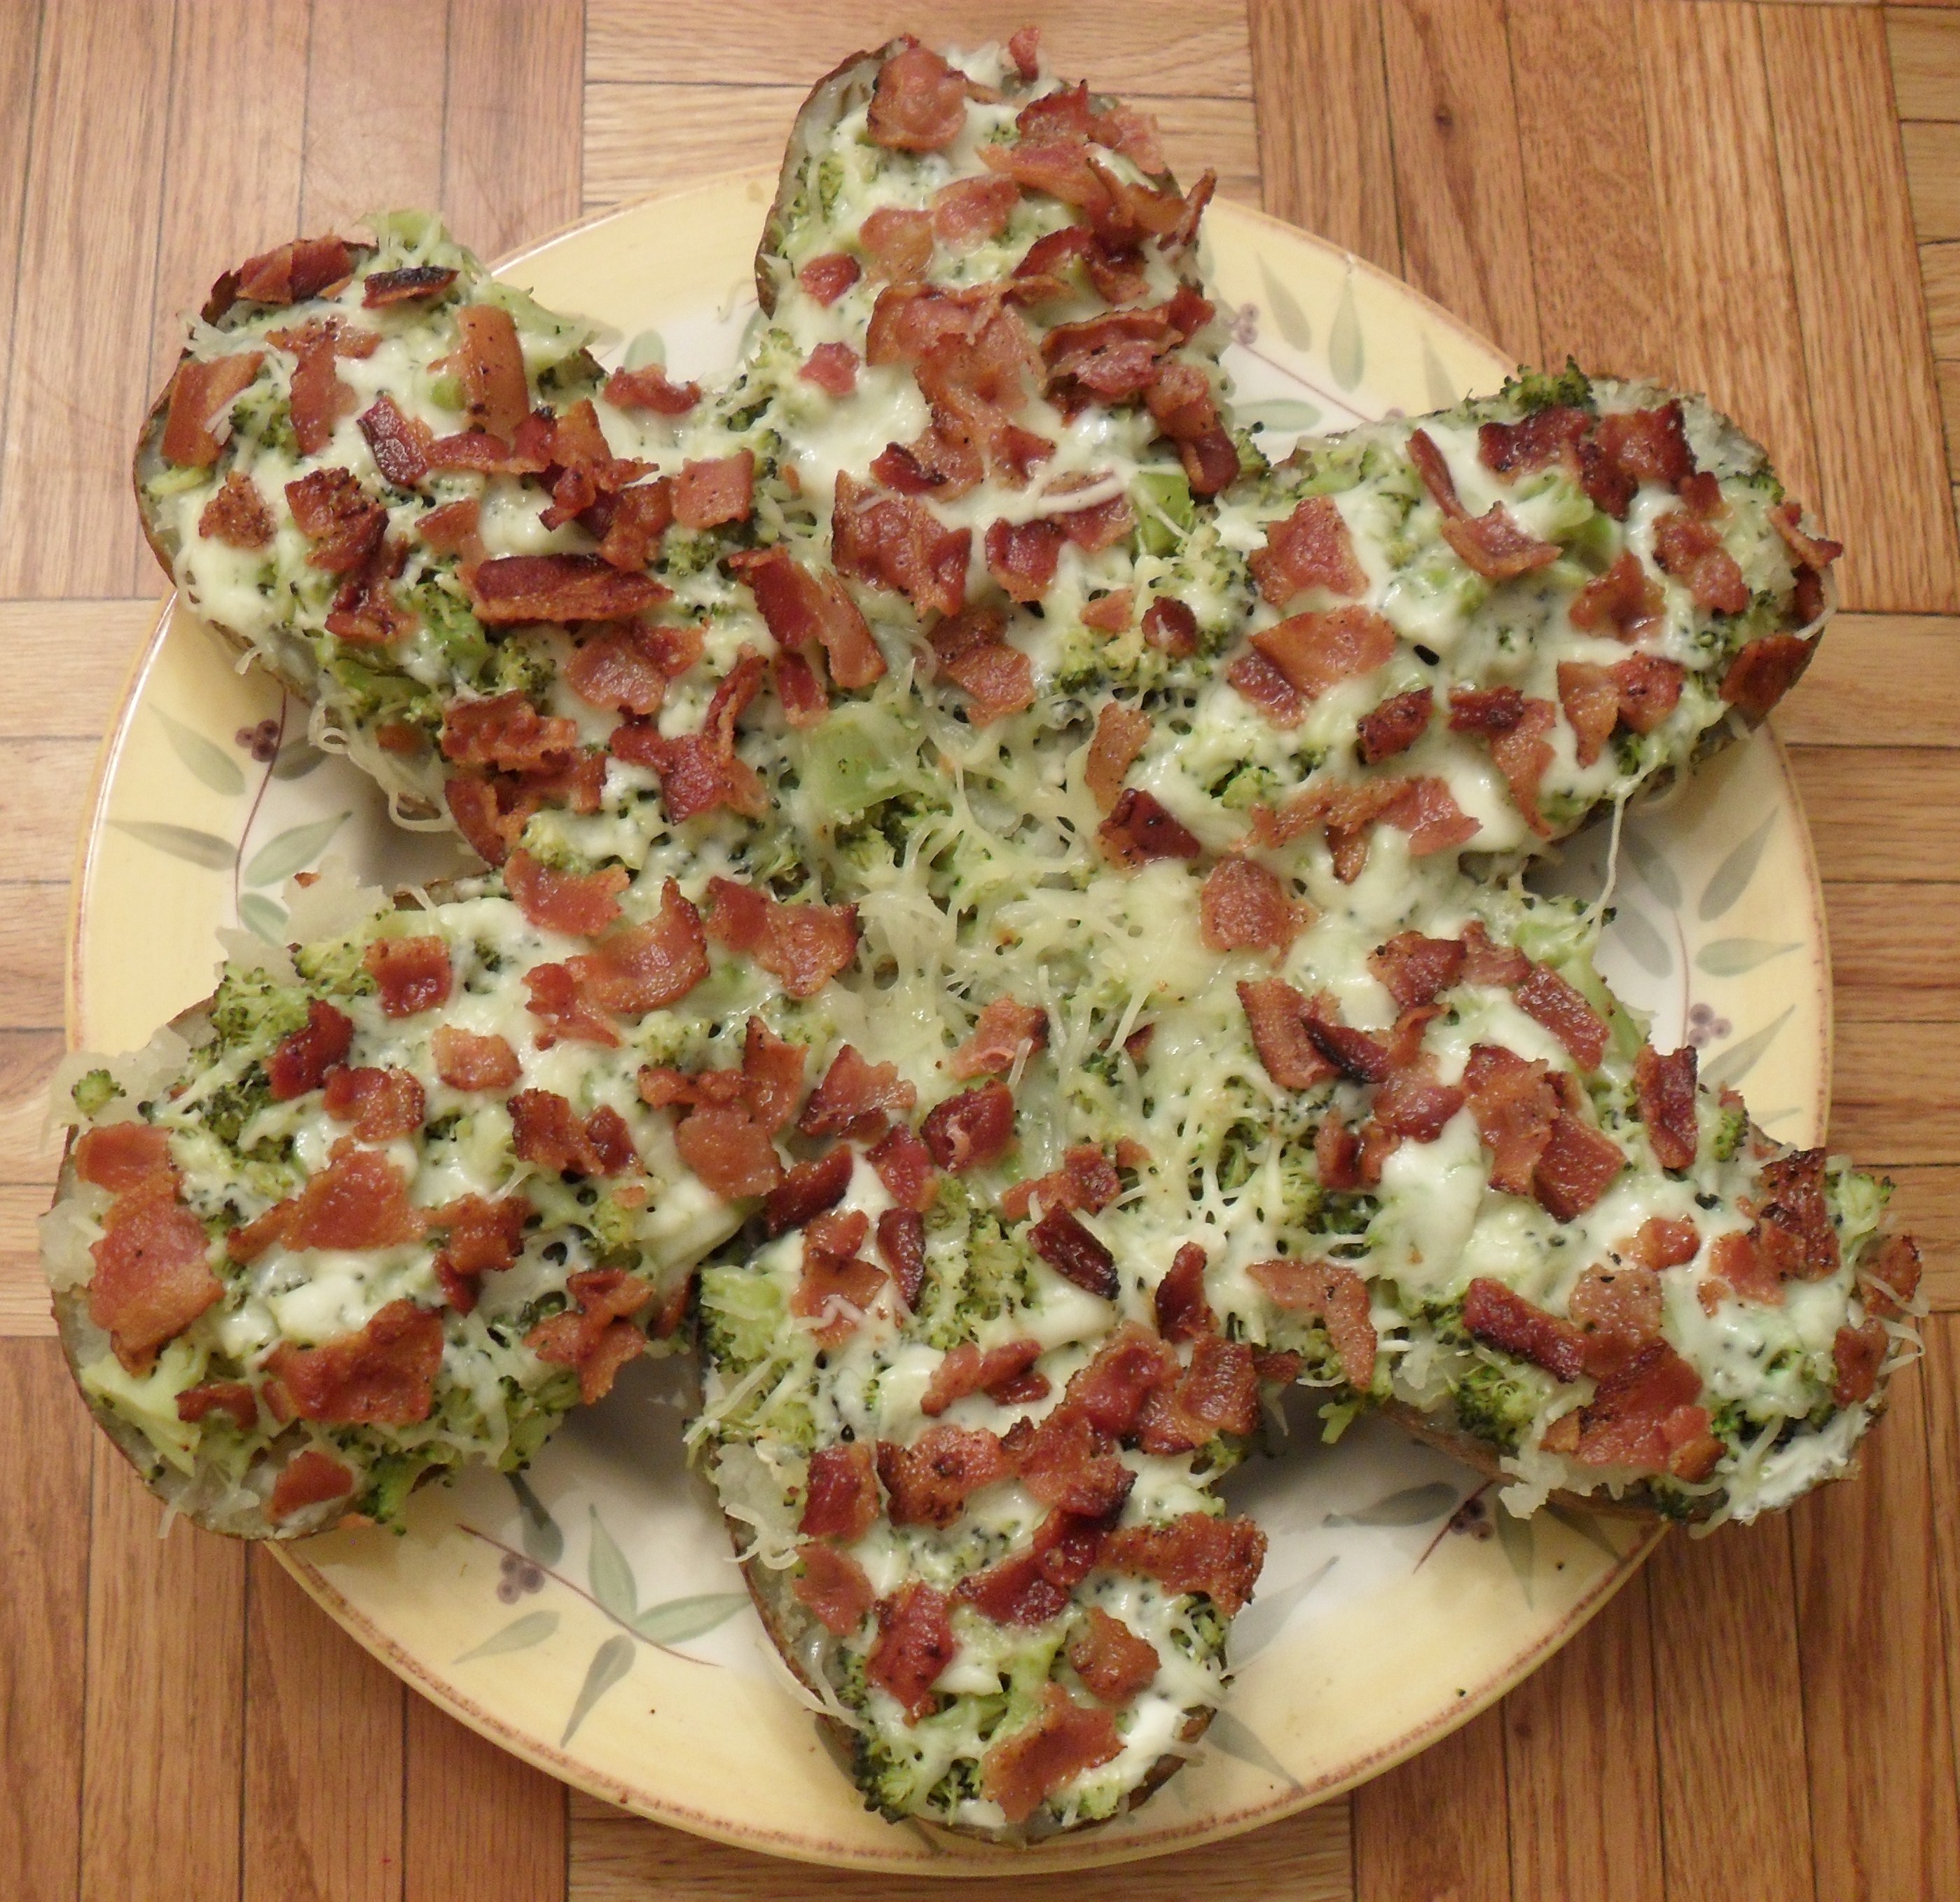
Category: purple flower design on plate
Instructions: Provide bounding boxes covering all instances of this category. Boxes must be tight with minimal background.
[1687,1000,1732,1049]
[498,1549,548,1604]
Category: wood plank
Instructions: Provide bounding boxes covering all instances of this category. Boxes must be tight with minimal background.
[0,0,46,562]
[405,1695,566,1902]
[0,1029,67,1184]
[299,0,448,234]
[1775,614,1960,747]
[1887,1166,1960,1310]
[1889,7,1960,121]
[80,1444,247,1902]
[1648,1517,1813,1902]
[242,1552,403,1902]
[1508,0,1673,375]
[1500,1571,1662,1902]
[1788,746,1960,883]
[1905,120,1960,239]
[567,1789,1351,1899]
[1376,0,1540,364]
[1831,1019,1960,1163]
[1353,1702,1507,1902]
[1939,361,1960,478]
[1919,1316,1960,1824]
[0,882,68,1028]
[584,83,1261,210]
[443,0,584,261]
[1763,6,1960,612]
[1634,1,1820,510]
[1,739,97,882]
[0,0,173,597]
[0,1339,91,1901]
[0,598,156,741]
[1922,239,1960,352]
[147,0,308,395]
[0,1182,55,1336]
[1826,883,1960,1024]
[1791,1356,1960,1901]
[1246,0,1400,271]
[584,1,1253,95]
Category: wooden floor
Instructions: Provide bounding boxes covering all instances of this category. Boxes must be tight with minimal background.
[2,2,1958,1896]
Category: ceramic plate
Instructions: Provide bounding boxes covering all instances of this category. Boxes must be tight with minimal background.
[69,176,1830,1874]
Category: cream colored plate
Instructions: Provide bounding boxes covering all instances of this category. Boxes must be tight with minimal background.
[70,176,1829,1874]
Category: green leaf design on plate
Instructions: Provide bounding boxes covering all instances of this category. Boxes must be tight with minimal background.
[1324,1480,1458,1527]
[1256,256,1313,352]
[633,1592,748,1646]
[455,1609,559,1664]
[1242,397,1323,435]
[1544,1502,1623,1563]
[509,1472,563,1566]
[1422,333,1458,411]
[588,1505,637,1624]
[111,820,236,871]
[271,740,326,781]
[1328,269,1364,391]
[562,1633,635,1745]
[1205,1710,1301,1790]
[242,812,347,888]
[623,327,667,371]
[1696,937,1798,977]
[1495,1503,1535,1606]
[1608,900,1672,979]
[1697,811,1775,921]
[1700,1005,1794,1094]
[237,893,287,944]
[1622,828,1682,909]
[152,707,245,797]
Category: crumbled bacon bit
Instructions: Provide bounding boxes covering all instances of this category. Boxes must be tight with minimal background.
[322,1066,425,1143]
[1249,492,1366,604]
[603,363,701,415]
[1002,1144,1124,1224]
[237,235,356,304]
[797,340,859,399]
[1068,1606,1158,1706]
[523,963,619,1047]
[1769,501,1843,572]
[1514,964,1609,1070]
[764,1148,855,1237]
[563,621,691,718]
[1832,1320,1888,1407]
[440,304,530,439]
[467,552,670,626]
[285,467,386,574]
[932,174,1020,247]
[929,604,1035,723]
[1863,1233,1922,1320]
[1596,404,1694,495]
[1143,595,1199,656]
[984,516,1065,602]
[1652,510,1749,614]
[1246,1257,1376,1387]
[564,883,712,1020]
[798,1043,917,1138]
[506,851,628,939]
[509,1090,637,1178]
[87,1178,223,1371]
[800,1440,881,1542]
[730,544,887,691]
[868,1580,957,1720]
[1369,932,1466,1010]
[921,1081,1016,1172]
[1463,1276,1587,1381]
[265,1000,355,1100]
[1008,24,1042,79]
[1613,652,1685,733]
[1535,1112,1626,1221]
[1356,687,1432,766]
[1634,1045,1699,1171]
[1571,1339,1709,1475]
[869,1123,939,1211]
[363,935,453,1017]
[1720,633,1813,716]
[74,1124,176,1194]
[671,451,754,530]
[868,38,970,151]
[1407,428,1559,577]
[198,471,275,548]
[1478,405,1592,478]
[1097,788,1201,868]
[1758,1148,1840,1280]
[951,997,1048,1080]
[361,263,456,307]
[176,1381,258,1431]
[1200,858,1304,957]
[1570,549,1664,642]
[673,1102,782,1201]
[957,1506,1113,1627]
[1238,978,1334,1091]
[799,251,862,307]
[1029,1207,1117,1299]
[702,876,859,999]
[920,1338,1046,1419]
[1100,1512,1266,1616]
[266,1298,444,1425]
[526,1268,653,1403]
[794,1543,876,1636]
[834,474,971,617]
[980,1683,1123,1824]
[268,1449,357,1523]
[878,1208,929,1311]
[878,1426,1012,1529]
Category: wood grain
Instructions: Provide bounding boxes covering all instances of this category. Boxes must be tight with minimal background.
[1648,1517,1814,1902]
[1890,6,1960,121]
[1920,1316,1960,1821]
[0,1339,91,1902]
[79,1448,247,1902]
[242,1553,405,1902]
[1376,0,1540,364]
[0,600,155,740]
[1905,120,1960,239]
[0,0,46,558]
[1826,884,1960,1022]
[0,0,172,597]
[1788,747,1960,883]
[300,0,448,234]
[1922,239,1960,352]
[1890,1167,1960,1309]
[0,1029,67,1189]
[0,1183,57,1335]
[1,740,98,882]
[1764,5,1960,612]
[1832,1020,1960,1162]
[1776,614,1960,746]
[1353,1702,1507,1902]
[1247,0,1400,272]
[406,1694,568,1902]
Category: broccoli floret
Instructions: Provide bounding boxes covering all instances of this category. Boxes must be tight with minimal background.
[1135,467,1194,557]
[917,1183,1037,1349]
[1711,1101,1748,1163]
[209,966,312,1057]
[71,1069,123,1118]
[490,642,558,703]
[410,579,492,685]
[1451,1360,1546,1453]
[293,934,379,1000]
[698,1265,791,1377]
[1502,359,1593,414]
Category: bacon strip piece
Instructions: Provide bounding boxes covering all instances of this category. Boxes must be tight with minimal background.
[728,545,886,689]
[364,935,453,1017]
[1652,510,1748,614]
[920,1338,1047,1418]
[509,1090,636,1178]
[921,1082,1016,1171]
[613,653,768,823]
[75,1124,176,1194]
[1720,633,1813,716]
[322,1066,425,1142]
[1100,1512,1267,1616]
[441,305,529,439]
[794,1544,876,1636]
[525,1267,653,1403]
[1571,1339,1716,1478]
[468,553,670,626]
[1097,789,1201,868]
[1246,1257,1376,1388]
[163,352,266,467]
[1464,1276,1586,1382]
[88,1177,223,1371]
[868,1580,956,1721]
[1069,1606,1159,1706]
[1514,964,1609,1070]
[980,1684,1123,1825]
[801,1440,882,1542]
[266,1299,444,1424]
[1200,858,1304,956]
[1407,428,1559,579]
[506,851,628,938]
[1635,1045,1699,1171]
[833,472,970,618]
[929,605,1034,723]
[1238,979,1336,1091]
[703,876,859,999]
[868,39,969,152]
[1250,495,1366,604]
[1030,1208,1117,1299]
[951,997,1047,1080]
[604,363,701,415]
[1154,1242,1215,1343]
[798,1044,916,1138]
[268,1449,357,1523]
[878,1425,1012,1529]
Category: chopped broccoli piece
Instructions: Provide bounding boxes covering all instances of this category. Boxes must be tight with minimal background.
[71,1069,123,1118]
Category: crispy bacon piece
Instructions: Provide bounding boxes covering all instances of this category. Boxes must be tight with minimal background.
[1136,593,1196,655]
[1407,428,1559,579]
[439,304,529,439]
[740,1018,807,1136]
[958,1505,1113,1628]
[417,497,484,564]
[1369,932,1465,1011]
[361,263,456,306]
[602,362,701,415]
[1557,660,1620,769]
[1635,1045,1699,1171]
[1001,1144,1123,1224]
[523,963,619,1047]
[1464,1276,1586,1382]
[88,1177,223,1370]
[1246,1257,1376,1387]
[268,1449,357,1522]
[235,235,354,304]
[1097,788,1201,868]
[920,1338,1047,1418]
[1248,604,1397,705]
[798,251,862,307]
[562,621,688,719]
[1449,686,1557,836]
[176,1381,258,1431]
[1459,921,1526,986]
[921,1081,1016,1172]
[951,997,1048,1080]
[265,1299,444,1425]
[354,392,431,485]
[1833,1320,1888,1407]
[673,1102,782,1200]
[1613,652,1685,733]
[833,474,970,618]
[1356,687,1433,766]
[1570,549,1664,642]
[793,1543,876,1636]
[1863,1232,1923,1320]
[322,1066,425,1142]
[765,1148,855,1236]
[868,38,969,151]
[1138,1335,1261,1452]
[1652,510,1749,614]
[984,517,1064,602]
[729,544,885,689]
[1706,1227,1783,1308]
[1720,633,1813,716]
[860,205,937,283]
[1477,404,1591,478]
[980,1683,1123,1825]
[869,1580,957,1720]
[1008,24,1042,80]
[74,1124,176,1194]
[798,1043,917,1138]
[525,1267,652,1403]
[1596,403,1693,492]
[1372,1061,1465,1144]
[932,175,1020,247]
[1068,1606,1159,1706]
[1514,964,1609,1070]
[1769,500,1843,572]
[467,553,670,626]
[1252,773,1479,876]
[508,1090,636,1178]
[1625,1216,1702,1274]
[1029,1207,1117,1299]
[362,935,453,1019]
[1101,1512,1266,1616]
[1535,1112,1626,1221]
[1007,1411,1133,1519]
[1237,979,1333,1091]
[800,1440,881,1542]
[1758,1149,1840,1280]
[563,881,711,1018]
[445,699,572,783]
[506,850,628,939]
[792,339,858,400]
[1569,1261,1662,1377]
[878,1426,1012,1528]
[1571,1339,1711,1476]
[1459,1042,1557,1198]
[198,470,275,548]
[285,466,385,574]
[1155,1243,1215,1343]
[671,451,753,530]
[265,1000,354,1100]
[1249,495,1366,605]
[1079,701,1152,821]
[614,652,767,823]
[877,1208,929,1311]
[869,1123,939,1212]
[703,877,858,1000]
[427,1192,530,1311]
[929,605,1035,724]
[1199,858,1304,957]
